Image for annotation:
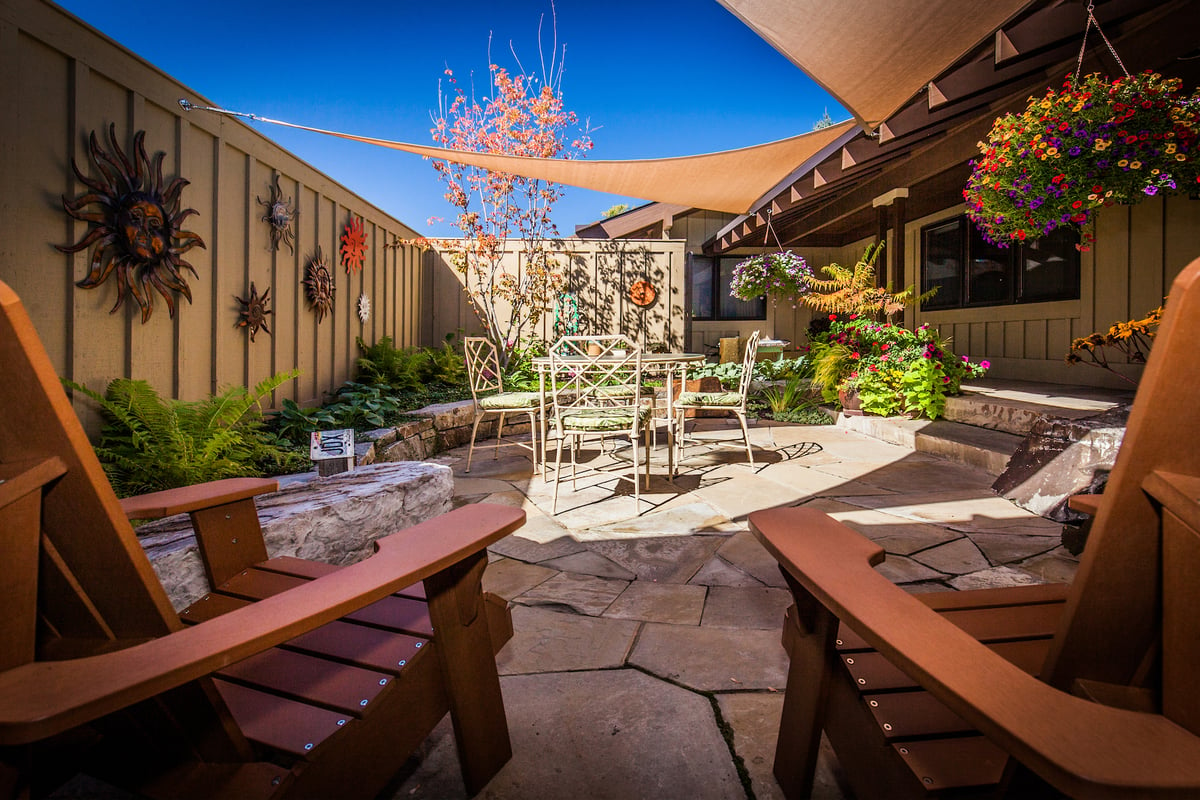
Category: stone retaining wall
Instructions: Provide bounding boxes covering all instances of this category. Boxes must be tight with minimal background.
[139,461,454,610]
[357,399,533,465]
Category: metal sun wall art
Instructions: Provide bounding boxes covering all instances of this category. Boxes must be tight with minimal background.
[357,293,371,324]
[56,124,205,324]
[257,174,298,253]
[235,282,273,342]
[304,246,335,323]
[340,216,367,274]
[629,279,657,308]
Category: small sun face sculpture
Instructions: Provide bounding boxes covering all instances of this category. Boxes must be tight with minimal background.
[304,247,335,323]
[257,174,298,253]
[357,292,371,324]
[235,282,273,342]
[56,124,205,323]
[340,216,367,274]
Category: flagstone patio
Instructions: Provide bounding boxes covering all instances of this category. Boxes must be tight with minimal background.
[388,417,1076,799]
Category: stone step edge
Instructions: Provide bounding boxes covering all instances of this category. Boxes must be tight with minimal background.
[834,413,1023,476]
[942,391,1116,437]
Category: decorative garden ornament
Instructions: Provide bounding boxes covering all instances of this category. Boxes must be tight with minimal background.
[257,174,297,253]
[234,282,273,342]
[56,124,205,323]
[357,293,371,324]
[340,216,367,274]
[304,247,335,323]
[628,279,657,308]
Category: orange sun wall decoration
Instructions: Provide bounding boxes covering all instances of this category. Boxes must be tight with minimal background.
[340,216,367,274]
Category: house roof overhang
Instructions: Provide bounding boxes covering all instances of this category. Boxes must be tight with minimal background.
[708,0,1200,255]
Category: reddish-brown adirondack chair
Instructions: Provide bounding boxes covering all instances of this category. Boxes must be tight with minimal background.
[750,256,1200,799]
[0,278,525,800]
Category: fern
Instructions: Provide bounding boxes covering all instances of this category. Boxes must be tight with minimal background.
[802,242,935,320]
[63,370,303,497]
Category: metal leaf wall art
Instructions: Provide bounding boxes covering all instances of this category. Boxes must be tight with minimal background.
[56,124,205,323]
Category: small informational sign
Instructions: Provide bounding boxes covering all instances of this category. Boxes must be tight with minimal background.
[310,429,355,461]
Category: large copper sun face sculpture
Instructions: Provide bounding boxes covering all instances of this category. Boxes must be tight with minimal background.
[56,124,205,323]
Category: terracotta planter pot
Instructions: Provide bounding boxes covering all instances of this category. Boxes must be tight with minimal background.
[838,388,863,416]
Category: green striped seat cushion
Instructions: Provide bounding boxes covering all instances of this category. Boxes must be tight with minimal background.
[559,406,651,432]
[593,383,639,399]
[479,391,542,410]
[676,391,743,407]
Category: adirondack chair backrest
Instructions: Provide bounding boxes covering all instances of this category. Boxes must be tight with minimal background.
[1044,258,1200,733]
[0,280,181,663]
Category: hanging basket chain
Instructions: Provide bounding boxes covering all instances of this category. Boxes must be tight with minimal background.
[1074,1,1131,86]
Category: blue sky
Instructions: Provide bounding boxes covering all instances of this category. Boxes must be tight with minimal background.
[55,0,844,237]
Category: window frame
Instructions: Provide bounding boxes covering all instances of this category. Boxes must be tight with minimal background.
[688,254,767,321]
[920,216,1080,310]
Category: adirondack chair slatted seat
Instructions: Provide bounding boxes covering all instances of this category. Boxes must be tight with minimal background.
[0,278,525,800]
[751,256,1200,800]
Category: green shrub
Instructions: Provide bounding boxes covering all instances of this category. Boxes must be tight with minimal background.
[757,377,809,415]
[64,371,305,497]
[322,381,409,430]
[270,398,339,445]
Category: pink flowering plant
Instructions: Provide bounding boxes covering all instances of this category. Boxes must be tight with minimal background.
[808,316,989,419]
[729,251,813,302]
[964,70,1200,247]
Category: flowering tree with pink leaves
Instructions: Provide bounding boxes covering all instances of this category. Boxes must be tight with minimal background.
[427,17,593,363]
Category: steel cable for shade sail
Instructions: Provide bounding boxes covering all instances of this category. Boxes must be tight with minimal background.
[177,100,856,216]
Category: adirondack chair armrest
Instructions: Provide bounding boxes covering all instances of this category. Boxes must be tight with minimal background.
[1067,492,1103,517]
[0,503,524,747]
[750,507,1200,799]
[118,477,279,520]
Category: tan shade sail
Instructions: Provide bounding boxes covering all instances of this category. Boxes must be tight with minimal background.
[190,105,856,216]
[717,0,1036,130]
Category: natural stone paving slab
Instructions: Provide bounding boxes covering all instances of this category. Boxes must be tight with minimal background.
[970,532,1062,565]
[482,558,557,601]
[702,586,793,630]
[689,555,766,588]
[1016,548,1081,584]
[692,473,816,520]
[910,537,992,575]
[948,565,1044,590]
[539,550,637,580]
[603,581,707,625]
[395,669,743,800]
[452,476,514,497]
[488,531,586,564]
[717,532,789,588]
[630,623,788,692]
[716,694,849,800]
[874,554,947,584]
[841,491,1059,533]
[585,536,725,583]
[453,453,535,480]
[496,606,639,674]
[512,571,629,616]
[828,459,996,493]
[581,501,741,539]
[804,503,963,555]
[740,460,895,499]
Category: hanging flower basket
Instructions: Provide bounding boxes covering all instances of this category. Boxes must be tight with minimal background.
[729,250,813,301]
[964,70,1200,246]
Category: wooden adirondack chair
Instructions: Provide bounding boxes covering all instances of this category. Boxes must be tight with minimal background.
[0,278,525,800]
[750,255,1200,799]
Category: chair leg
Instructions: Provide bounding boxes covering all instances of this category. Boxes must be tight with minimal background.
[494,412,506,460]
[552,436,565,514]
[525,411,539,475]
[735,411,755,466]
[465,412,486,474]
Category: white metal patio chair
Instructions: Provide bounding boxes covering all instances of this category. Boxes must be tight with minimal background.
[548,335,653,513]
[464,336,542,474]
[675,329,760,470]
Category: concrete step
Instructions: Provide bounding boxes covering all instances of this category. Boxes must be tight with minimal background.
[944,380,1133,436]
[832,379,1133,476]
[835,414,1024,476]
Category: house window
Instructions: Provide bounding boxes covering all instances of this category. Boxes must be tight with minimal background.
[689,254,766,320]
[920,216,1079,309]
